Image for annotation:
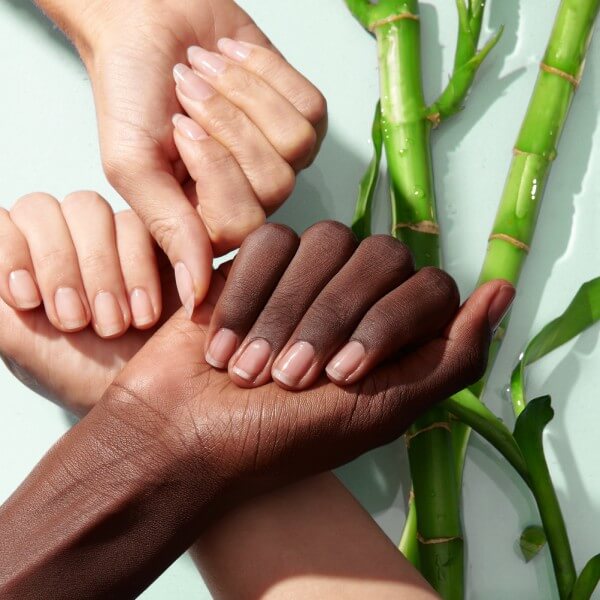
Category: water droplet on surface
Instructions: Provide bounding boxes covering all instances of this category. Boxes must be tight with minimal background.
[413,186,425,199]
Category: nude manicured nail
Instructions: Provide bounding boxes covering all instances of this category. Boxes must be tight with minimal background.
[272,341,315,387]
[217,38,251,62]
[206,328,238,369]
[488,284,516,332]
[188,46,226,76]
[8,270,40,309]
[94,291,124,337]
[173,63,215,101]
[326,341,366,383]
[231,338,272,382]
[54,287,87,331]
[172,113,208,141]
[130,288,155,328]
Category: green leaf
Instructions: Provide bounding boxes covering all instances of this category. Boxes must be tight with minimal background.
[352,102,383,240]
[511,276,600,416]
[513,396,576,598]
[519,525,547,562]
[571,554,600,600]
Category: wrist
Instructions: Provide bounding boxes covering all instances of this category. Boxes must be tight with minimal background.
[35,0,112,58]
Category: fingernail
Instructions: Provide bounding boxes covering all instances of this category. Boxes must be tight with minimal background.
[488,284,516,332]
[188,46,226,76]
[173,63,215,101]
[175,262,195,319]
[172,113,208,141]
[272,341,315,387]
[326,341,366,383]
[8,270,40,309]
[231,338,272,382]
[94,291,124,337]
[217,38,251,62]
[130,287,155,327]
[206,328,238,369]
[54,287,87,331]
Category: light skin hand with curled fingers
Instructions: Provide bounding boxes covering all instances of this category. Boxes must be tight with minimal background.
[37,0,327,314]
[204,221,516,391]
[0,192,162,340]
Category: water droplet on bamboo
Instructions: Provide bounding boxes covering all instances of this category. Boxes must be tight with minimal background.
[530,178,538,201]
[413,186,425,199]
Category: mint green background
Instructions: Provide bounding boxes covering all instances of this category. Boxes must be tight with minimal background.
[1,1,599,598]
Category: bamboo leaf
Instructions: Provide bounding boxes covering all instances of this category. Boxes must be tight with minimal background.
[519,525,547,562]
[352,102,383,240]
[571,554,600,600]
[513,396,576,599]
[511,277,600,415]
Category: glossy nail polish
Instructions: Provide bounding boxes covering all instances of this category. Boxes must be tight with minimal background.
[217,38,251,62]
[326,341,366,382]
[130,288,155,328]
[8,270,41,309]
[172,113,208,141]
[94,291,124,338]
[54,287,87,331]
[272,341,315,387]
[173,63,215,101]
[488,284,516,332]
[206,328,238,369]
[188,46,227,76]
[231,338,272,382]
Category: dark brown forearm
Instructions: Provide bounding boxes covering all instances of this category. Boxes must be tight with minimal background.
[0,389,225,600]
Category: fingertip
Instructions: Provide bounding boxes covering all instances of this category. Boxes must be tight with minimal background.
[172,113,209,142]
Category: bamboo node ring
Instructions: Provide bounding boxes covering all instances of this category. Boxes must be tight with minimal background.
[427,112,441,128]
[369,13,420,31]
[540,62,580,88]
[417,533,463,545]
[405,421,451,447]
[489,233,530,253]
[394,220,440,235]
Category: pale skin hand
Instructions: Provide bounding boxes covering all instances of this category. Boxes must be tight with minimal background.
[35,0,327,314]
[0,213,439,598]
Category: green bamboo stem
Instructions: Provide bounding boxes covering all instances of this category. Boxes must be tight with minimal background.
[451,0,599,594]
[372,7,464,596]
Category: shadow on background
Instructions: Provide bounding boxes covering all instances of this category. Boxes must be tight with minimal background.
[6,0,78,60]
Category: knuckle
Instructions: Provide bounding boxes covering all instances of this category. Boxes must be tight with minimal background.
[11,192,59,218]
[35,246,74,270]
[259,165,295,207]
[359,235,415,273]
[302,220,356,248]
[278,120,317,164]
[243,222,298,251]
[191,146,237,178]
[301,89,327,125]
[418,267,460,306]
[62,190,111,215]
[103,154,142,190]
[146,213,185,254]
[204,206,265,247]
[77,250,114,275]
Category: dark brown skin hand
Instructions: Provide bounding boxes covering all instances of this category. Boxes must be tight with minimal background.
[0,222,514,599]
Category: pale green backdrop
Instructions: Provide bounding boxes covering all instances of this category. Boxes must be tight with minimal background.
[1,1,599,598]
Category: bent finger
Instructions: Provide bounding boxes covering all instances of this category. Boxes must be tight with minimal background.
[326,267,460,385]
[173,115,265,253]
[0,208,41,310]
[115,210,162,330]
[10,193,90,332]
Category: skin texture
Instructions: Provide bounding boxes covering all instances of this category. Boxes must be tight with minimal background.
[0,194,161,338]
[35,0,327,309]
[0,221,511,598]
[0,214,440,599]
